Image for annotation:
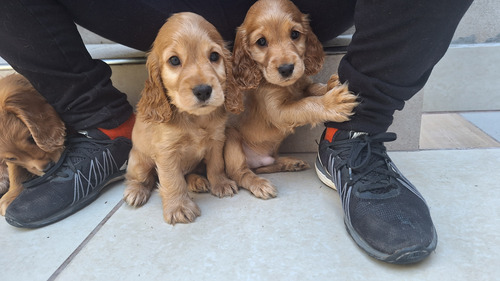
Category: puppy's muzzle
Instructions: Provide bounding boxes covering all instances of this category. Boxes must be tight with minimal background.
[278,63,294,78]
[42,161,56,173]
[192,84,212,102]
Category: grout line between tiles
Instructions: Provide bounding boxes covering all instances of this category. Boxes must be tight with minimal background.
[47,199,125,281]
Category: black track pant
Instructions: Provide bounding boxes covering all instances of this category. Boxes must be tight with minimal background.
[0,0,473,133]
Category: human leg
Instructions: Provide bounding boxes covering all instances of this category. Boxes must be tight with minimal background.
[314,0,474,264]
[330,0,474,133]
[0,0,132,131]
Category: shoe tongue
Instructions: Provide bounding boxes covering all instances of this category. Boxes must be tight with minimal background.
[67,131,106,165]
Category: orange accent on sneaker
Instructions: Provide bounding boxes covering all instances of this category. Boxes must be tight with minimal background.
[98,114,136,140]
[324,127,338,142]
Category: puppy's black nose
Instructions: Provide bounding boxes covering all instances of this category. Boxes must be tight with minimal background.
[193,84,212,102]
[278,63,294,78]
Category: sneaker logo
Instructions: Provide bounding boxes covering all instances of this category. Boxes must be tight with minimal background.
[120,160,128,171]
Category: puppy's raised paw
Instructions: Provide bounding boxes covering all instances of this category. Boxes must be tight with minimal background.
[186,174,210,193]
[163,196,201,225]
[123,182,153,207]
[210,178,238,198]
[322,83,358,122]
[327,74,341,89]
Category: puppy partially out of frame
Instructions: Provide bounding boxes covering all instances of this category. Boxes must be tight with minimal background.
[123,12,243,224]
[224,0,358,199]
[0,74,66,215]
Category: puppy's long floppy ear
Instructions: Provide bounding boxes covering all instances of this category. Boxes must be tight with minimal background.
[136,52,173,123]
[232,27,262,90]
[5,88,66,153]
[223,47,244,114]
[302,14,325,76]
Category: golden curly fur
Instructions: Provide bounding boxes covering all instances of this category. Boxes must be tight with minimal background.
[224,0,358,199]
[0,74,66,215]
[123,12,243,224]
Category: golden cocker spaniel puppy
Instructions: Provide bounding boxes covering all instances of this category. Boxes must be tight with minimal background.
[224,0,358,199]
[0,74,66,215]
[123,12,243,224]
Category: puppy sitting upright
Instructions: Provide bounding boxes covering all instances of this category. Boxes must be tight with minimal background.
[123,12,243,224]
[224,0,358,199]
[0,74,66,215]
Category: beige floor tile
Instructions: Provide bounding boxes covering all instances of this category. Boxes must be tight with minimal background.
[420,113,500,149]
[0,181,125,281]
[53,151,500,281]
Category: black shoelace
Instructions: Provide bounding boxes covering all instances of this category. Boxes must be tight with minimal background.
[328,132,401,193]
[55,137,104,179]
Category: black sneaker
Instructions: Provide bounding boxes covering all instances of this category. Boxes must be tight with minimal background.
[315,129,437,264]
[5,131,131,228]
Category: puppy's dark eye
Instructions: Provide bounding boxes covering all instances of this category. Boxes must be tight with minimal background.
[291,30,300,40]
[209,52,220,62]
[169,56,181,66]
[5,157,17,162]
[257,37,267,47]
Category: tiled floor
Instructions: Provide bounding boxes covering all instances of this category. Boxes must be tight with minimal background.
[1,112,499,281]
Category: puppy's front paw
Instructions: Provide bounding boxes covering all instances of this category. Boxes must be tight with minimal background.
[123,181,153,207]
[210,178,238,198]
[0,200,8,216]
[248,177,277,200]
[327,74,341,89]
[0,196,14,216]
[186,174,210,193]
[0,202,7,216]
[163,196,201,224]
[323,82,358,122]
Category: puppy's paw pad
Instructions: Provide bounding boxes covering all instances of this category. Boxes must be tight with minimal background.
[288,160,310,171]
[294,160,311,171]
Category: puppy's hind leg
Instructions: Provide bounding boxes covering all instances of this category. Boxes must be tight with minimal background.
[124,148,156,207]
[224,128,277,199]
[254,156,310,174]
